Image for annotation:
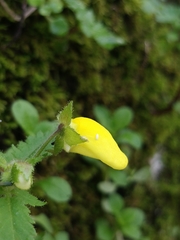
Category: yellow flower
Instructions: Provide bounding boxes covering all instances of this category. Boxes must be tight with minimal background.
[69,117,128,170]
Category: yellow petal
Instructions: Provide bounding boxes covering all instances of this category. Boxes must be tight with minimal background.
[69,117,128,170]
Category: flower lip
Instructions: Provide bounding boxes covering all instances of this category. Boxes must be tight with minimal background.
[69,117,128,170]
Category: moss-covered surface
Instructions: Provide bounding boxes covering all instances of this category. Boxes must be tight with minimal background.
[1,0,180,239]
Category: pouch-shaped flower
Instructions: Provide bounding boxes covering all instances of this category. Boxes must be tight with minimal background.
[69,117,128,170]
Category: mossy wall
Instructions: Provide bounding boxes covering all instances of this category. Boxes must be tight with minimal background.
[1,0,180,239]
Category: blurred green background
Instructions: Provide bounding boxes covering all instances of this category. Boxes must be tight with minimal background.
[1,0,180,239]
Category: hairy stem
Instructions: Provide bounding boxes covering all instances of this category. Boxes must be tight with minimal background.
[33,124,64,158]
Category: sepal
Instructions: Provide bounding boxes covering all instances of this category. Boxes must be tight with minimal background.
[64,126,87,148]
[57,101,73,126]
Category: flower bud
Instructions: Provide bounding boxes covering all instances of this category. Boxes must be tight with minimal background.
[11,162,34,190]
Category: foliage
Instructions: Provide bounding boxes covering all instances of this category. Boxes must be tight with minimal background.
[0,99,147,240]
[1,0,180,239]
[0,101,82,239]
[0,189,45,240]
[27,0,125,49]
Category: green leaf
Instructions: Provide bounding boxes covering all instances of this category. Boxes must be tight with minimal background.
[64,126,86,146]
[121,225,142,239]
[64,0,125,49]
[57,101,73,126]
[55,231,70,240]
[39,0,63,16]
[0,189,44,240]
[97,181,117,194]
[108,168,129,187]
[112,106,134,131]
[0,152,7,169]
[117,207,145,228]
[102,193,124,214]
[130,166,151,183]
[93,105,112,131]
[116,129,143,149]
[11,99,39,135]
[48,16,69,36]
[33,214,53,233]
[95,219,114,240]
[94,32,125,50]
[5,131,55,163]
[34,121,57,134]
[39,176,72,202]
[27,0,45,7]
[42,233,54,240]
[117,207,145,239]
[63,0,85,11]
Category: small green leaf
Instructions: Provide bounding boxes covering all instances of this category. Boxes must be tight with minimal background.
[27,0,45,7]
[108,193,124,213]
[11,99,39,135]
[55,231,70,240]
[57,101,73,126]
[39,176,72,202]
[95,219,114,240]
[117,129,143,149]
[97,181,117,194]
[121,225,142,240]
[48,16,69,36]
[112,106,134,131]
[63,0,85,11]
[118,207,145,227]
[42,233,54,240]
[108,168,129,187]
[64,126,86,146]
[39,0,63,16]
[95,32,125,50]
[102,193,124,214]
[93,105,112,131]
[33,214,53,233]
[130,166,151,183]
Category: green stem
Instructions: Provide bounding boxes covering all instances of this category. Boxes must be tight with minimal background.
[33,124,64,158]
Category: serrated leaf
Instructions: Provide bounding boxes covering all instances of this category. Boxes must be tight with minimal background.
[39,177,72,202]
[64,126,86,146]
[54,135,64,155]
[57,101,73,126]
[0,189,44,240]
[5,131,55,163]
[0,152,7,169]
[11,99,39,135]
